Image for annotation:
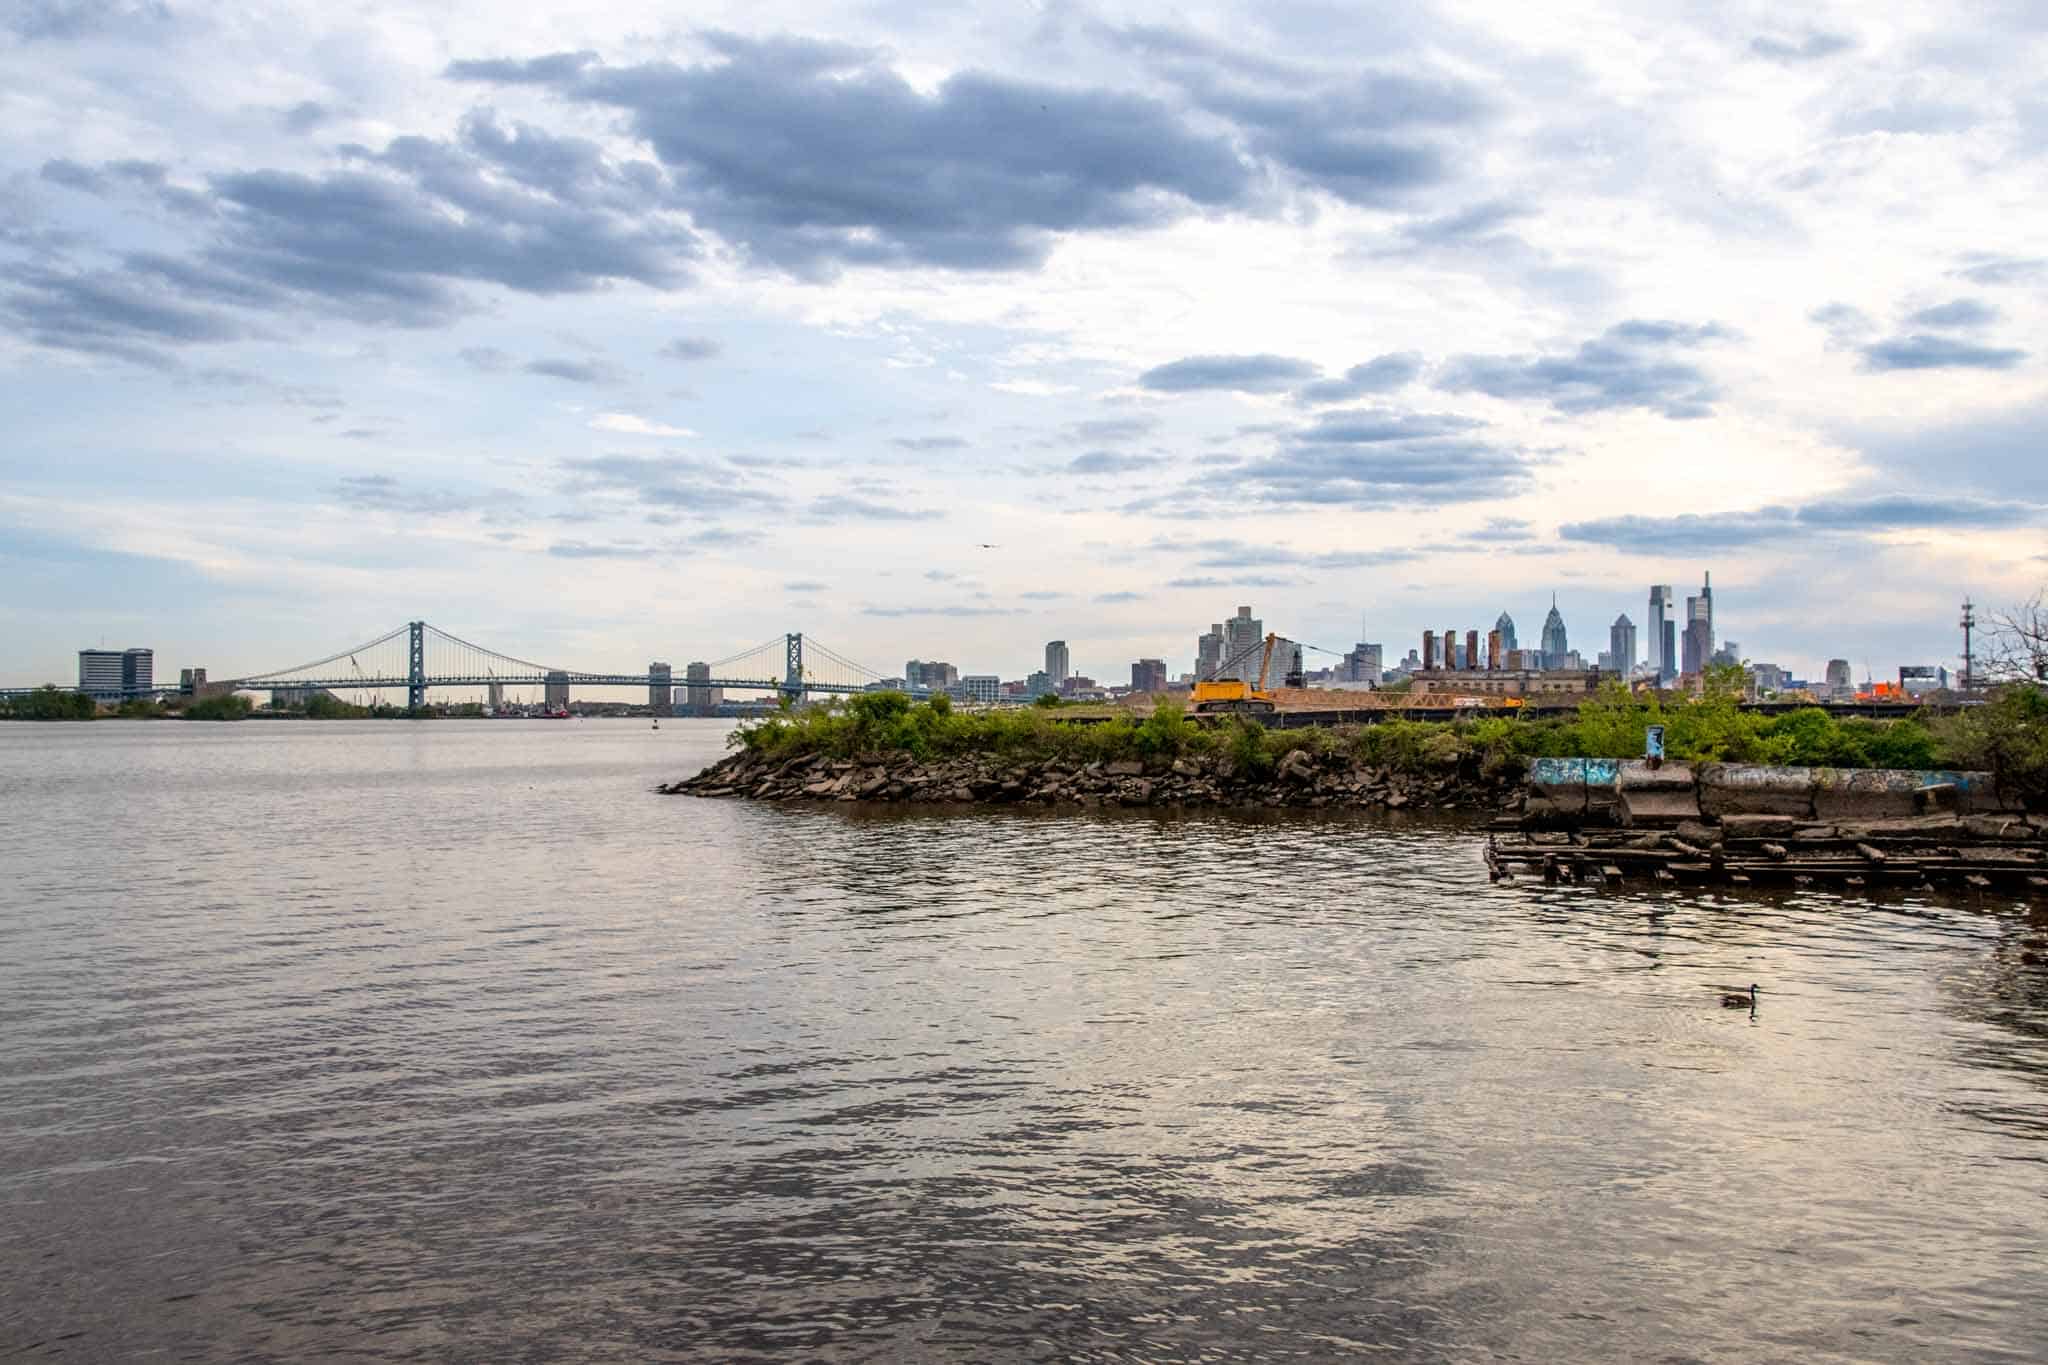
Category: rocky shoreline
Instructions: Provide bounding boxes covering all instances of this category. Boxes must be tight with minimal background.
[663,746,1521,812]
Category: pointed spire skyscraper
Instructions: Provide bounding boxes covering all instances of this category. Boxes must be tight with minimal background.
[1540,594,1569,670]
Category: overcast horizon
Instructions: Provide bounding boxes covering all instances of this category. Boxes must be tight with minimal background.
[5,1,2045,688]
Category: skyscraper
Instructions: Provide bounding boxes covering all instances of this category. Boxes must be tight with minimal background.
[1130,659,1167,693]
[1196,623,1224,680]
[1494,612,1518,654]
[78,647,152,694]
[685,661,722,715]
[1273,640,1304,688]
[1045,640,1070,685]
[1682,619,1712,679]
[1539,596,1568,670]
[1683,576,1714,676]
[648,661,672,715]
[1222,606,1263,683]
[1648,585,1676,684]
[77,650,123,692]
[1609,614,1636,676]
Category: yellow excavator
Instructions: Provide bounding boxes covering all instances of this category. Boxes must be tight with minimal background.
[1192,632,1295,714]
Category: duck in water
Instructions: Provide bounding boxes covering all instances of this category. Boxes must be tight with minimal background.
[1721,984,1758,1009]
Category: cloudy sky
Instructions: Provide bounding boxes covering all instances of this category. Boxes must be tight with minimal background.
[4,0,2044,688]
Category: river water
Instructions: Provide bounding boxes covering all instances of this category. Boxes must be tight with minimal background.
[1,718,2043,1362]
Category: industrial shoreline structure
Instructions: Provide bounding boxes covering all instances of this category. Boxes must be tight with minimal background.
[1489,758,2045,896]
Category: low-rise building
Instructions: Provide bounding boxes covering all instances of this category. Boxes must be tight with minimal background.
[1407,667,1606,697]
[1898,665,1948,697]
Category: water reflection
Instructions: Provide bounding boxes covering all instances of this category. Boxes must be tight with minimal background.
[0,720,2042,1361]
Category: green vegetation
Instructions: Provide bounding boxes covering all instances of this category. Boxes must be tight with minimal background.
[186,693,255,721]
[301,691,371,719]
[733,669,2035,789]
[1936,686,2048,805]
[1539,665,1941,769]
[0,686,97,721]
[271,692,430,719]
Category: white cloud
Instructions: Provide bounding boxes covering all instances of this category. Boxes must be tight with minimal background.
[588,413,699,438]
[1,1,2042,685]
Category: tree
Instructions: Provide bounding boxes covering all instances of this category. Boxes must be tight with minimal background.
[1980,588,2047,684]
[1936,686,2048,804]
[1,686,97,721]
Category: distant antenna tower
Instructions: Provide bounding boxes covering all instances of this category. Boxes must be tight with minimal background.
[1960,598,1976,691]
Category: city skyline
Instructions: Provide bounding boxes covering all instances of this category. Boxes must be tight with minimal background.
[3,4,2043,687]
[32,571,1977,697]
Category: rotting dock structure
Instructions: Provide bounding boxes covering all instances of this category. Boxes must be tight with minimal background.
[1488,759,2046,895]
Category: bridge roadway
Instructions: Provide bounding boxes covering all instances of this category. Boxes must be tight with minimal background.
[0,674,928,702]
[228,673,894,696]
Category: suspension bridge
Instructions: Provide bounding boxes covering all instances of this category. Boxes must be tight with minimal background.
[5,622,920,707]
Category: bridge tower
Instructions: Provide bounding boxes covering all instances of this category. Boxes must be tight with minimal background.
[783,633,803,704]
[407,621,427,710]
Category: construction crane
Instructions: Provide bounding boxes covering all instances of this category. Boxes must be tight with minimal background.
[1192,632,1301,714]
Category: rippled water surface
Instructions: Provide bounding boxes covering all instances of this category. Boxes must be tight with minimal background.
[3,718,2045,1362]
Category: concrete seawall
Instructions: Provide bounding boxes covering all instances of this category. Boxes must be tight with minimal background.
[1525,758,2021,827]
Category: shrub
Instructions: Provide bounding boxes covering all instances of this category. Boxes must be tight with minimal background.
[1935,687,2048,804]
[186,693,254,721]
[1,686,97,721]
[1133,698,1193,758]
[725,688,1983,785]
[1223,715,1272,776]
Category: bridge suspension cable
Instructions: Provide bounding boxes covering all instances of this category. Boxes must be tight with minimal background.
[801,637,885,683]
[421,623,558,674]
[202,620,895,699]
[702,634,791,671]
[233,624,411,683]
